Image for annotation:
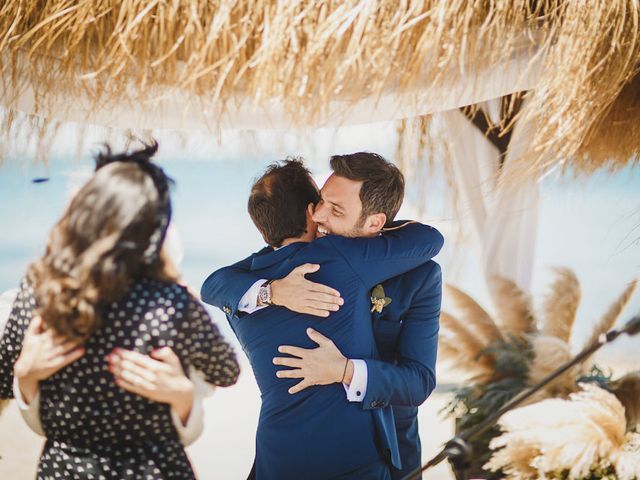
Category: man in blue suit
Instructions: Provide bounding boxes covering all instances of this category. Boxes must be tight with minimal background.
[201,158,443,479]
[204,152,443,479]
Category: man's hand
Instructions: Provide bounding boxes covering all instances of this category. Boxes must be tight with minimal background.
[273,328,354,394]
[108,347,194,424]
[13,316,85,404]
[271,264,344,317]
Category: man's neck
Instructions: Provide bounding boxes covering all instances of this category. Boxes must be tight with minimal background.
[280,236,311,248]
[278,237,310,248]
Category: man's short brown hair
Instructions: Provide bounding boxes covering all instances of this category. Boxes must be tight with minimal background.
[330,152,404,225]
[248,158,320,247]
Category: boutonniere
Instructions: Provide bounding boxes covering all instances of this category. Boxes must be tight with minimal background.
[370,284,392,313]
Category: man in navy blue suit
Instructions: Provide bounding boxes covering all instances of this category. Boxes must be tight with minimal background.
[204,152,443,479]
[201,158,443,479]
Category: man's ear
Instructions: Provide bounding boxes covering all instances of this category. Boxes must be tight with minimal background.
[306,203,317,231]
[364,212,387,234]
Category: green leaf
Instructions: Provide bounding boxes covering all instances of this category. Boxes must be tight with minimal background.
[371,284,385,299]
[383,297,392,306]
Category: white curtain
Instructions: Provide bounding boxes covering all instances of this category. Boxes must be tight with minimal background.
[441,99,539,295]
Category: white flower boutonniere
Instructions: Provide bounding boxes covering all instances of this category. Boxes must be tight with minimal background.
[370,284,392,313]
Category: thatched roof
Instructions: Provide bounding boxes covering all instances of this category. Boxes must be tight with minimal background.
[1,1,638,178]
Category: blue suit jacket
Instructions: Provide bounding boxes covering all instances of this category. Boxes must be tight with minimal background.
[368,261,442,479]
[201,223,443,479]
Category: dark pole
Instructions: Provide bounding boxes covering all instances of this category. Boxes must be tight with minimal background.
[402,314,640,480]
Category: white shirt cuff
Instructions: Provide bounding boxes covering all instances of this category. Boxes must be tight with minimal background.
[171,368,215,446]
[238,279,268,314]
[13,375,30,410]
[343,359,367,402]
[13,376,45,436]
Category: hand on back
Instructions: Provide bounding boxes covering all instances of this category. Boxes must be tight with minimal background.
[13,316,85,403]
[273,328,353,394]
[272,264,344,317]
[108,347,194,423]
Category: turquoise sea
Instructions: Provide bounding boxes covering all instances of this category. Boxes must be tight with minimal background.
[0,147,638,479]
[0,152,639,362]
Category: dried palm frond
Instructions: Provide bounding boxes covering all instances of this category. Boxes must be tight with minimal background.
[0,1,545,121]
[526,335,578,403]
[437,331,494,381]
[510,0,640,180]
[395,115,464,224]
[444,273,637,479]
[486,384,628,479]
[581,280,638,366]
[445,284,503,345]
[541,267,581,343]
[0,1,638,177]
[439,311,487,358]
[576,72,640,171]
[490,276,536,338]
[610,371,640,432]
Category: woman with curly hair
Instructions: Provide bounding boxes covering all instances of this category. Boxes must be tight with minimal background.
[0,143,240,479]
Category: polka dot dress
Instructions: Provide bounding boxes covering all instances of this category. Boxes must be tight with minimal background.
[0,277,240,479]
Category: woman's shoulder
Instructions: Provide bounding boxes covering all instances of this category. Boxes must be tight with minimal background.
[131,277,200,306]
[13,277,36,307]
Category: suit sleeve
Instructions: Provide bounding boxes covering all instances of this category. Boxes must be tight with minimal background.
[328,222,444,288]
[0,280,35,398]
[363,263,442,409]
[200,249,268,318]
[184,296,241,387]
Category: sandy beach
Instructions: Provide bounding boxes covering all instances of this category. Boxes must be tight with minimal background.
[0,357,456,479]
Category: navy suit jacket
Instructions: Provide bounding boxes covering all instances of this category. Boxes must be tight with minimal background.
[368,261,442,479]
[201,223,443,479]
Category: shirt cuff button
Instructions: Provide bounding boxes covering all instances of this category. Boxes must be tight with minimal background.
[356,391,361,396]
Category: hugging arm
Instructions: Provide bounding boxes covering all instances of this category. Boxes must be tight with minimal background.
[184,297,240,387]
[200,252,262,319]
[201,250,342,318]
[0,280,37,398]
[15,359,210,446]
[3,282,84,436]
[274,223,444,398]
[108,347,213,446]
[327,221,444,288]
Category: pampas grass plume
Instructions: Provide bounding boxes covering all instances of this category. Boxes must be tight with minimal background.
[445,284,503,344]
[487,384,629,479]
[490,276,536,338]
[541,267,581,343]
[526,335,578,403]
[583,280,637,350]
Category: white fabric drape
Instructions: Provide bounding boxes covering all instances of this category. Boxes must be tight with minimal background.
[482,105,539,293]
[441,99,539,295]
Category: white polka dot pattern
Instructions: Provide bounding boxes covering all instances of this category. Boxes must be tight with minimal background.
[0,277,240,479]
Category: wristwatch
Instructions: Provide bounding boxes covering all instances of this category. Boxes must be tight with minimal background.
[257,280,275,306]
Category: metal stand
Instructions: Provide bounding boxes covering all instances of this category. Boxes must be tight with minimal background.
[402,314,640,480]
